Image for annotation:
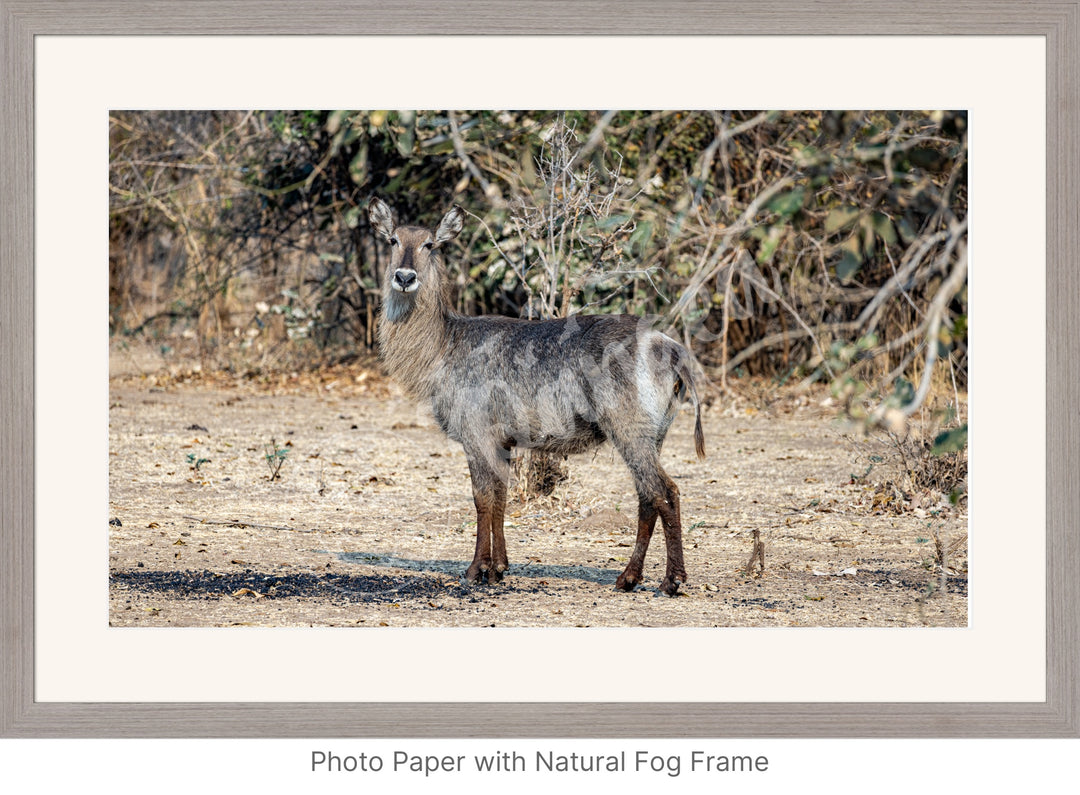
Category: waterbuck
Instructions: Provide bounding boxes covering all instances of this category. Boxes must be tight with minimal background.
[369,197,705,595]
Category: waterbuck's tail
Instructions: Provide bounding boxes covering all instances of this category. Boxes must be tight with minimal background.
[673,350,706,460]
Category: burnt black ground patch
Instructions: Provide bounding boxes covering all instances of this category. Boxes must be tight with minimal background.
[110,568,556,604]
[731,596,790,610]
[858,568,969,597]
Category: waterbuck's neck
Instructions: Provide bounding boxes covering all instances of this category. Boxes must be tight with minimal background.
[377,275,453,399]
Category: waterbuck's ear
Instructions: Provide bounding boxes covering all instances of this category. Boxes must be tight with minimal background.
[434,205,465,245]
[368,197,395,241]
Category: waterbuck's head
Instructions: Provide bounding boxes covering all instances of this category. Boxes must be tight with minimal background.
[369,198,463,318]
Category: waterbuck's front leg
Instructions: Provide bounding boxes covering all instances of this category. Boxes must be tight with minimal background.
[488,477,508,582]
[464,447,510,585]
[466,489,493,584]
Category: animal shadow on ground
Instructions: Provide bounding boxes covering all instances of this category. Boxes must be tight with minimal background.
[110,553,627,609]
[337,551,621,586]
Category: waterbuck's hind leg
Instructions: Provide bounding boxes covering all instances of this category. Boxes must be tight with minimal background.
[613,441,686,596]
[615,495,658,591]
[656,473,686,596]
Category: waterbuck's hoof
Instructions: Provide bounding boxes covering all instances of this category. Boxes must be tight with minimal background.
[659,576,684,597]
[465,562,507,585]
[615,572,641,592]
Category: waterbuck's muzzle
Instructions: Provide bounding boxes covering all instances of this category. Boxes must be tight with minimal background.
[392,268,419,293]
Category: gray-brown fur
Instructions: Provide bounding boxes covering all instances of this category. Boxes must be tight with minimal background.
[369,198,705,595]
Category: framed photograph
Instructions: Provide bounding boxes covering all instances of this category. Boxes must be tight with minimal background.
[2,1,1076,739]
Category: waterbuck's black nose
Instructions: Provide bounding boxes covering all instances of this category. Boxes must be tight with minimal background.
[393,268,417,290]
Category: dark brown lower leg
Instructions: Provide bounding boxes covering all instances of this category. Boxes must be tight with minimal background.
[465,495,492,583]
[465,448,510,585]
[657,475,686,596]
[616,497,658,591]
[488,480,509,583]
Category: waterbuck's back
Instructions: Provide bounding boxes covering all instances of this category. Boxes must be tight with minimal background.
[428,312,690,455]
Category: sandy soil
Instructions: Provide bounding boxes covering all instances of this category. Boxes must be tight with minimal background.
[108,345,967,628]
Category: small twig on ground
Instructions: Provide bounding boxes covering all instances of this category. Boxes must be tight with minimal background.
[181,515,311,532]
[745,529,766,575]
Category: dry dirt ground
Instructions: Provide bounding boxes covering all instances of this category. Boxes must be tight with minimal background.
[108,345,967,628]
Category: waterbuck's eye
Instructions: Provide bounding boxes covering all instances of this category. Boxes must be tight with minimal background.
[389,237,399,247]
[422,241,434,250]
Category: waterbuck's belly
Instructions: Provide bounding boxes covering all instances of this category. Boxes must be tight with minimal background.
[517,414,608,455]
[430,386,609,454]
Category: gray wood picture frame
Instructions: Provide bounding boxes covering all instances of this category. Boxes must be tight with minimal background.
[1,0,1077,739]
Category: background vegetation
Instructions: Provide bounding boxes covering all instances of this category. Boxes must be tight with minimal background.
[109,109,967,448]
